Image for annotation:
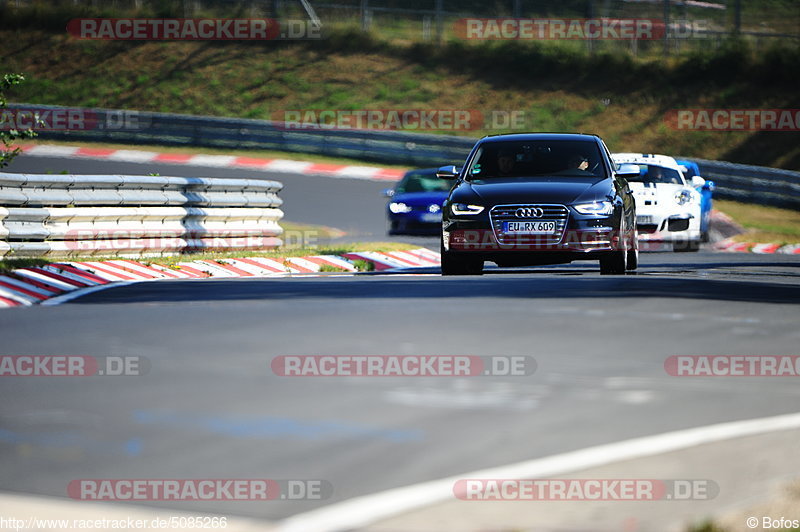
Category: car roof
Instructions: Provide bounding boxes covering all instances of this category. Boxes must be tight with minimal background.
[479,133,601,143]
[612,152,682,172]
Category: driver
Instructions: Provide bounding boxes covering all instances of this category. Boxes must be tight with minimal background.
[567,153,590,172]
[496,150,516,176]
[646,167,664,182]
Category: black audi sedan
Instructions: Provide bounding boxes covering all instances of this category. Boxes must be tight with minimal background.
[437,133,639,275]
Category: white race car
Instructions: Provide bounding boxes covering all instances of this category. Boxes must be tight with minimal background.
[612,153,705,252]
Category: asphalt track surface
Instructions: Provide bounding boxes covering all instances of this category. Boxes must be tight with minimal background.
[1,154,800,524]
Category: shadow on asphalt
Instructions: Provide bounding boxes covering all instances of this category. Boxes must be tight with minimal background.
[641,261,800,270]
[66,274,800,306]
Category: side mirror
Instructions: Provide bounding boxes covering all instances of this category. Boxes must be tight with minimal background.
[382,188,395,198]
[691,175,706,188]
[616,163,640,179]
[436,165,458,180]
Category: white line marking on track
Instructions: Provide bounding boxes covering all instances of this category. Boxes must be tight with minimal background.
[277,411,800,532]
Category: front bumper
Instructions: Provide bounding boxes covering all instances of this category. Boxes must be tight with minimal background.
[388,211,442,234]
[636,212,700,243]
[443,213,628,254]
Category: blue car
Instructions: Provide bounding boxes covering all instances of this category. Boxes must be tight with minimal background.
[384,168,454,235]
[675,159,715,241]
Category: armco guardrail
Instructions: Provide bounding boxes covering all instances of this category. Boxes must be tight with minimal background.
[0,173,283,258]
[8,103,798,209]
[693,158,800,210]
[5,103,475,167]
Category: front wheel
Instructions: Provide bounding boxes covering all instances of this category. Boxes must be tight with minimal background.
[626,228,639,271]
[440,239,483,275]
[600,249,626,274]
[626,247,639,271]
[601,220,631,274]
[674,240,701,252]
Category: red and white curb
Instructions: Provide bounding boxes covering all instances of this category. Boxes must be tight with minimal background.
[714,240,800,254]
[0,248,440,308]
[18,145,405,182]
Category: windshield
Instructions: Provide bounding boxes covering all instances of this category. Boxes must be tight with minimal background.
[395,171,453,194]
[622,163,685,185]
[466,140,607,180]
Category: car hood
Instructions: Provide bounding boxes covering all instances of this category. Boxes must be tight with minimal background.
[629,182,685,192]
[463,177,614,206]
[391,191,448,205]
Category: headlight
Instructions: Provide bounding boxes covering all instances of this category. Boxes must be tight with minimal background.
[389,202,412,214]
[428,204,441,213]
[450,203,485,216]
[675,190,693,205]
[573,201,613,216]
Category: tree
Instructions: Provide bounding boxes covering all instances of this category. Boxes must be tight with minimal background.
[0,73,37,168]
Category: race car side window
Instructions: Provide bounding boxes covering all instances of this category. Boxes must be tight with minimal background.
[600,141,619,185]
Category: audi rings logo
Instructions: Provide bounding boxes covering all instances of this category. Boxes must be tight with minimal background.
[515,207,544,218]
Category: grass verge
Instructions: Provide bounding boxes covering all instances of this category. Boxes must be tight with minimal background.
[0,241,419,274]
[716,199,800,244]
[2,28,800,170]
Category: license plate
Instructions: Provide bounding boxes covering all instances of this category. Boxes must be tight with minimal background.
[637,215,654,224]
[503,220,557,234]
[420,213,442,222]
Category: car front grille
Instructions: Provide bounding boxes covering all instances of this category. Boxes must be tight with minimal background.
[489,204,570,246]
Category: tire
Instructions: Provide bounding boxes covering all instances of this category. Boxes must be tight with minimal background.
[440,239,483,275]
[674,239,701,252]
[626,227,639,271]
[600,249,626,274]
[626,246,638,271]
[600,220,629,274]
